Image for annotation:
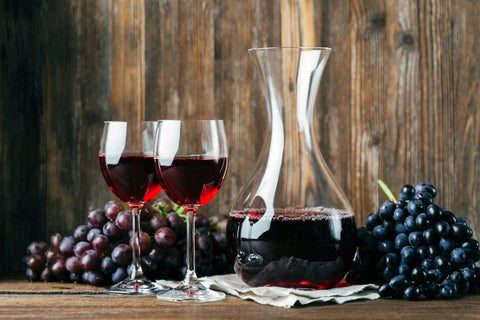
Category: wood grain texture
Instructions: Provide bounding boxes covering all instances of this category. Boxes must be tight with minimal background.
[0,280,480,319]
[0,0,480,274]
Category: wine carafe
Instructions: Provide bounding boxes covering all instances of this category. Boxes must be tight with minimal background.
[227,47,357,289]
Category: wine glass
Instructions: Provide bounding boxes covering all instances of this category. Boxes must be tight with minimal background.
[99,121,167,295]
[154,120,228,302]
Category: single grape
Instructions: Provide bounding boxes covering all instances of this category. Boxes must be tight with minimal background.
[65,256,82,273]
[196,234,213,254]
[378,283,394,297]
[434,255,452,272]
[129,231,151,254]
[439,285,454,299]
[40,268,54,282]
[378,240,394,253]
[91,234,110,254]
[440,209,457,225]
[415,213,431,230]
[26,268,40,281]
[372,225,389,240]
[26,255,45,271]
[404,215,417,232]
[86,228,102,242]
[69,272,83,283]
[411,267,427,284]
[59,236,76,256]
[407,199,425,216]
[414,191,433,206]
[397,262,411,276]
[421,258,434,270]
[415,182,437,198]
[51,259,68,279]
[115,211,133,231]
[103,221,122,241]
[140,203,154,221]
[166,212,184,233]
[80,250,101,272]
[155,227,176,247]
[423,282,439,298]
[451,223,470,242]
[434,221,451,237]
[50,233,63,249]
[423,228,439,245]
[403,285,421,300]
[111,267,128,284]
[400,246,417,265]
[27,241,48,256]
[101,256,116,274]
[105,201,123,220]
[417,246,429,260]
[399,184,416,200]
[87,208,108,228]
[408,231,424,248]
[389,274,408,291]
[154,198,175,213]
[393,208,407,221]
[150,214,168,230]
[439,237,455,253]
[426,204,442,222]
[111,244,132,266]
[73,225,90,242]
[85,270,108,286]
[73,241,92,258]
[378,201,395,220]
[44,249,63,264]
[194,213,210,228]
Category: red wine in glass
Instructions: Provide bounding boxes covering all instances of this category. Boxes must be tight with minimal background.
[99,155,162,204]
[154,120,228,302]
[157,157,228,207]
[99,121,165,295]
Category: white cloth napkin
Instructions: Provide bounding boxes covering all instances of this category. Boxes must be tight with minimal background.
[155,274,379,308]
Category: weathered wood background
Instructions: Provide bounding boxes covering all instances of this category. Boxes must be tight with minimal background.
[1,0,479,273]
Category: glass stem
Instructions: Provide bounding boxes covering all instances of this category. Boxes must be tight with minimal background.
[184,206,198,285]
[130,205,144,280]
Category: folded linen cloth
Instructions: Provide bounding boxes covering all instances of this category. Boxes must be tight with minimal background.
[155,274,379,308]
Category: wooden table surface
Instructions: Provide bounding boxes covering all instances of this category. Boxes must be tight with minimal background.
[0,278,479,320]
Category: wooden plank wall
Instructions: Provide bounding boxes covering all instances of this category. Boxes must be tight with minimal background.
[0,0,479,273]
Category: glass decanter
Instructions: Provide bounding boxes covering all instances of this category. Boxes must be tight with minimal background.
[227,47,357,289]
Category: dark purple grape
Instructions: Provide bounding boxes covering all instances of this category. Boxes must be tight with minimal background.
[378,240,394,253]
[426,204,442,222]
[51,259,68,279]
[194,213,210,228]
[148,245,168,262]
[414,191,433,206]
[403,285,421,300]
[27,241,48,256]
[423,282,439,298]
[411,267,427,284]
[88,271,108,286]
[101,256,116,274]
[395,233,408,251]
[399,184,416,200]
[129,231,151,254]
[50,233,63,249]
[111,244,132,266]
[155,227,176,247]
[65,256,82,273]
[40,268,54,282]
[91,234,110,254]
[26,254,45,271]
[45,249,63,264]
[378,283,394,297]
[404,215,416,232]
[115,211,132,231]
[73,225,90,242]
[80,250,101,271]
[423,228,439,245]
[440,209,457,225]
[400,246,417,265]
[416,246,429,260]
[451,223,470,242]
[450,248,467,265]
[105,201,123,220]
[415,213,431,230]
[73,241,92,258]
[389,274,408,291]
[439,285,454,298]
[166,212,184,233]
[103,221,122,241]
[165,247,182,268]
[140,203,154,221]
[434,255,452,272]
[59,236,76,256]
[378,201,395,220]
[415,182,437,198]
[434,221,451,236]
[393,208,407,221]
[439,237,455,253]
[372,225,389,240]
[421,258,434,270]
[87,208,108,228]
[86,228,102,242]
[408,231,424,248]
[150,214,168,230]
[111,267,128,284]
[365,213,381,231]
[407,199,425,216]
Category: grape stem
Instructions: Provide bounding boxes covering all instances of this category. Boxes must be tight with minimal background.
[378,179,397,203]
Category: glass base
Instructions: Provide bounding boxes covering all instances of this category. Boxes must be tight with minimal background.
[156,283,225,302]
[105,278,167,295]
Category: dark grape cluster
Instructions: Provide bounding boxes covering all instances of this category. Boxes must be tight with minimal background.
[347,182,480,300]
[24,199,232,286]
